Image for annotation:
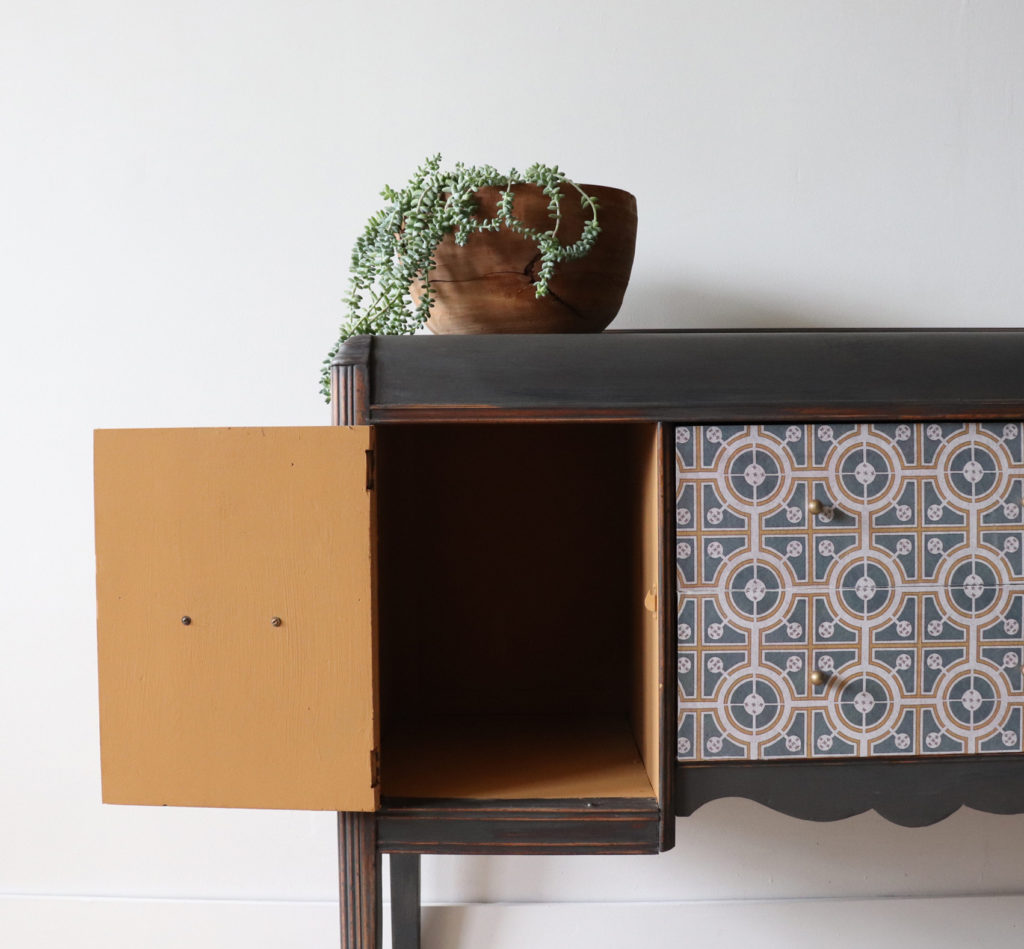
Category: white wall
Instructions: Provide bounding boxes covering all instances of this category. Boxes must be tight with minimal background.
[3,1,1024,946]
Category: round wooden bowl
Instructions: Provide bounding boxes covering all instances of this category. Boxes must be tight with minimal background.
[419,183,637,335]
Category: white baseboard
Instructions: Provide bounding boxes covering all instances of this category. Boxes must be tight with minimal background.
[3,894,1024,949]
[0,895,337,949]
[419,896,1024,949]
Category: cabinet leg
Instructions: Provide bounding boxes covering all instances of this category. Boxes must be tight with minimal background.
[338,812,382,949]
[390,853,421,949]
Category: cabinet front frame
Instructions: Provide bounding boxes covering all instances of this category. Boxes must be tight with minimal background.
[334,329,1024,831]
[334,347,675,851]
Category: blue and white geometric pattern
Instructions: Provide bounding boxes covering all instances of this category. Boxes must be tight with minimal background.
[676,422,1024,761]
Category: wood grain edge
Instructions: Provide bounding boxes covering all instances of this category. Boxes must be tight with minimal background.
[338,812,381,949]
[363,331,1024,422]
[658,422,676,852]
[332,336,373,426]
[377,798,660,854]
[364,402,1024,423]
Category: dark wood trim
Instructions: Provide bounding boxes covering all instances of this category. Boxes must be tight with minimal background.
[332,335,373,426]
[377,798,660,854]
[363,401,1024,424]
[333,334,373,368]
[658,423,675,852]
[338,812,381,949]
[343,331,1024,423]
[389,853,420,949]
[606,327,1024,336]
[676,757,1024,827]
[329,332,1024,839]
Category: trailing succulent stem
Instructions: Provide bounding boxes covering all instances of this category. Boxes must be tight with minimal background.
[320,155,600,401]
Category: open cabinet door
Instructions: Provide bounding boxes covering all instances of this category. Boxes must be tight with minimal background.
[95,427,378,811]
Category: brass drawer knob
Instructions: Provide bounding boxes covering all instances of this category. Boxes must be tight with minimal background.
[808,498,823,516]
[809,668,827,687]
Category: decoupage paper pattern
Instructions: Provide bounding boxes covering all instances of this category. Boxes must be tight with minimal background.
[676,422,1024,760]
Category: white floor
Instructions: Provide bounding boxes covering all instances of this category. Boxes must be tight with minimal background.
[4,894,1024,949]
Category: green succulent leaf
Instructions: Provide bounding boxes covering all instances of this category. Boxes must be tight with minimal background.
[320,156,602,401]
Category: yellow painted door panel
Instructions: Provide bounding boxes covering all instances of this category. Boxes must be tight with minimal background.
[94,426,378,811]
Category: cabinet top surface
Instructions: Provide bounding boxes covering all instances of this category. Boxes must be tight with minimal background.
[333,330,1024,422]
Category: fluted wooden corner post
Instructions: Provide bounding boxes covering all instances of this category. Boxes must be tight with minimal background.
[333,339,380,948]
[338,812,381,949]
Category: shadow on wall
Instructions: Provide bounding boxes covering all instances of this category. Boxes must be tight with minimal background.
[422,904,464,948]
[608,281,906,332]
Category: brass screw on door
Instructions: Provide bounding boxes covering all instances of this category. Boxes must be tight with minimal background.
[808,498,823,516]
[271,616,282,627]
[809,668,827,687]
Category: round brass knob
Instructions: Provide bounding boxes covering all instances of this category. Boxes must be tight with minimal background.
[809,669,827,687]
[808,499,823,516]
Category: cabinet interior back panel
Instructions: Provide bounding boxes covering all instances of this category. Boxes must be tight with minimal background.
[675,422,1024,761]
[376,423,660,801]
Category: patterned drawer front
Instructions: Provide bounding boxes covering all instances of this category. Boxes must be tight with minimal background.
[675,422,1024,762]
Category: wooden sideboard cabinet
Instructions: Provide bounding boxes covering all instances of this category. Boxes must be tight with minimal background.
[95,330,1024,949]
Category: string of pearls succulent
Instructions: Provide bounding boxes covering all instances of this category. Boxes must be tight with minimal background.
[320,155,601,400]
